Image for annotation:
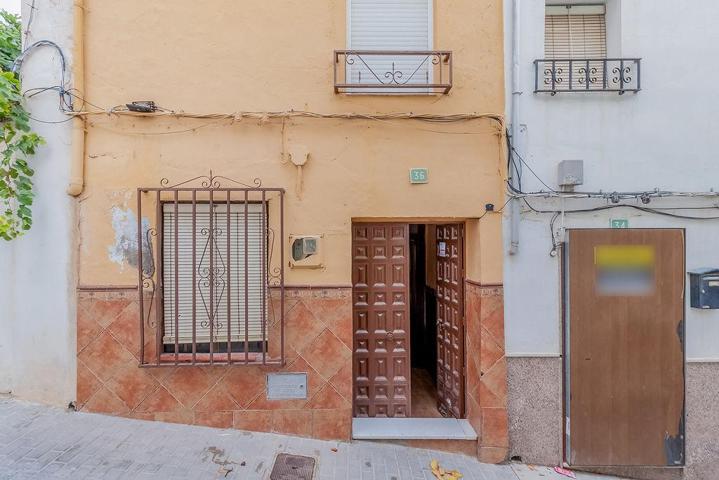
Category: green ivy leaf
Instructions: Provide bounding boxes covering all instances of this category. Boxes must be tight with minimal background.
[0,9,43,240]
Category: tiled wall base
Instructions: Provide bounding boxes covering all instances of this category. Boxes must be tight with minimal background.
[507,357,719,480]
[465,282,508,463]
[77,283,507,458]
[77,287,353,441]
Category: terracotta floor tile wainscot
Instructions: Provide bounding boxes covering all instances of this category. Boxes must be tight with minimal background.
[465,281,509,463]
[76,286,353,441]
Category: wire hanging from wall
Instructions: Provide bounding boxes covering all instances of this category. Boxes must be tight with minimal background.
[504,130,719,256]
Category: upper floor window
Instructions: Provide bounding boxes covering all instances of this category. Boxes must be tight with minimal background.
[335,0,453,94]
[536,3,639,94]
[545,5,607,60]
[348,0,432,53]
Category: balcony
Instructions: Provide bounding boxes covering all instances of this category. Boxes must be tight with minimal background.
[534,58,641,95]
[334,50,453,94]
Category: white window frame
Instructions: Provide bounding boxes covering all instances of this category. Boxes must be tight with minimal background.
[345,0,435,94]
[546,4,606,16]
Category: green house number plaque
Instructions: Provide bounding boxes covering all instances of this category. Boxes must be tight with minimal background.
[409,168,429,184]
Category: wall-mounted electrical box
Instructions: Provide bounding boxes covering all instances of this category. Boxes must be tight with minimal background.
[289,234,324,269]
[689,268,719,309]
[558,160,584,189]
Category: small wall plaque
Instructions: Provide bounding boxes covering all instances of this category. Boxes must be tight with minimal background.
[409,168,429,184]
[267,373,308,400]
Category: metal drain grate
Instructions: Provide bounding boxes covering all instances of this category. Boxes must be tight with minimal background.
[269,453,316,480]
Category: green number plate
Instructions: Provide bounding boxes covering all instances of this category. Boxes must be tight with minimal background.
[409,168,429,184]
[610,219,629,229]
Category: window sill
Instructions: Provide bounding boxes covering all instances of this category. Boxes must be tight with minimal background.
[140,352,283,367]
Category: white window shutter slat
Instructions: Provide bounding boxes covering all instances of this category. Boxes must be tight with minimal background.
[347,0,433,90]
[545,9,606,59]
[545,7,607,89]
[162,203,267,345]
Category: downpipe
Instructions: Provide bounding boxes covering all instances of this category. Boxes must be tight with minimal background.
[67,0,85,197]
[508,0,522,255]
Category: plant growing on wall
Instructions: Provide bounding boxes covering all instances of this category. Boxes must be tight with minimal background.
[0,10,43,240]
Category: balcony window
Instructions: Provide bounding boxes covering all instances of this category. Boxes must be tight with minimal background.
[335,0,452,94]
[545,5,607,61]
[536,4,640,94]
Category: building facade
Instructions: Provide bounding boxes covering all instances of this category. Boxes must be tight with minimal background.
[504,1,719,478]
[0,1,77,407]
[2,0,510,464]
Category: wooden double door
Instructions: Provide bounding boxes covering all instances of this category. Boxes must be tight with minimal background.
[351,223,465,418]
[565,229,685,467]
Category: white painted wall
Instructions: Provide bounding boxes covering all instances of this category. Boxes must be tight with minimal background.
[0,0,76,403]
[504,0,719,360]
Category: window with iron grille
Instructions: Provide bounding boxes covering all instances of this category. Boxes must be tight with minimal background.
[537,4,639,93]
[137,174,285,366]
[335,0,453,94]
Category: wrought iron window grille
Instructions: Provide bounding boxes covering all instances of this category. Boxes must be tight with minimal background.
[137,171,285,367]
[534,58,641,95]
[334,50,453,94]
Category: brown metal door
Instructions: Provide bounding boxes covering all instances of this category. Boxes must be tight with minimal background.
[352,223,411,417]
[566,229,685,467]
[436,224,465,418]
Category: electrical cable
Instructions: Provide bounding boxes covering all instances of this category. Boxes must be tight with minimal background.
[505,129,719,200]
[521,198,719,220]
[511,145,557,192]
[13,39,73,114]
[23,0,37,45]
[478,197,513,220]
[28,115,74,125]
[521,197,719,255]
[73,108,504,126]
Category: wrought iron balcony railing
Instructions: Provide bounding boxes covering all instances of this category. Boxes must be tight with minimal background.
[534,58,641,95]
[334,50,453,94]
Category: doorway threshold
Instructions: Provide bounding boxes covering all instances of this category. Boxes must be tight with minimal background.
[352,418,477,440]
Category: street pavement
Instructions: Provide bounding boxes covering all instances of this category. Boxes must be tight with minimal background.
[0,398,624,480]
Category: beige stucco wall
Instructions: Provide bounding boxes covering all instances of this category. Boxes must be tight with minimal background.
[78,0,506,287]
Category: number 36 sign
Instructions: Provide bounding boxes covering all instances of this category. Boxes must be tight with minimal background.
[409,168,429,184]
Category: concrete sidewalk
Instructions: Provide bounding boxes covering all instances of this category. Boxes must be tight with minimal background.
[0,398,622,480]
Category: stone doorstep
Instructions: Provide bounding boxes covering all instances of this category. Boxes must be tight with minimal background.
[351,418,478,440]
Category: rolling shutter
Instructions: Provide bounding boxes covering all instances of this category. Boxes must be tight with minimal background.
[162,203,266,345]
[545,5,607,59]
[545,5,606,89]
[347,0,433,89]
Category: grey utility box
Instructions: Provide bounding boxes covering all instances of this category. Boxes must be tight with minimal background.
[689,268,719,309]
[557,160,584,189]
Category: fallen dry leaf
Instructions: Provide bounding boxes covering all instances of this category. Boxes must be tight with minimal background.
[430,459,463,480]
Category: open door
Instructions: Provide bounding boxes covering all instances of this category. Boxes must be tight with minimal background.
[352,223,411,417]
[436,224,465,418]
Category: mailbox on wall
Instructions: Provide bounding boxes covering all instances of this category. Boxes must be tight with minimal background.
[689,268,719,309]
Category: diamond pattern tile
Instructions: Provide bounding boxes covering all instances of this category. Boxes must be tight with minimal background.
[465,282,508,461]
[77,288,353,441]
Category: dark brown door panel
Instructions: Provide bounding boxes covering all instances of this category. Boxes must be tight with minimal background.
[352,223,411,417]
[436,224,465,418]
